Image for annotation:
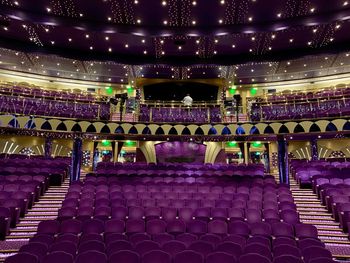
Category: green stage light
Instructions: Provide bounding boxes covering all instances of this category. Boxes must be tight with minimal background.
[227,141,237,147]
[229,86,236,95]
[105,86,113,95]
[125,140,136,147]
[126,85,134,94]
[252,141,262,148]
[250,87,258,96]
[101,140,111,147]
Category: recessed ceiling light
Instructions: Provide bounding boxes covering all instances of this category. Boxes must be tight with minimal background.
[277,13,282,18]
[3,27,8,31]
[143,50,147,54]
[162,1,167,6]
[137,19,141,24]
[218,19,223,24]
[271,34,276,39]
[336,24,341,29]
[142,39,145,43]
[108,48,112,52]
[68,38,72,42]
[163,20,168,25]
[344,1,348,6]
[85,34,89,38]
[125,44,129,48]
[107,17,112,21]
[192,1,197,5]
[105,36,109,41]
[248,16,253,22]
[192,20,196,25]
[178,46,182,50]
[89,46,93,50]
[220,0,225,4]
[289,38,293,43]
[232,44,236,48]
[310,7,315,12]
[46,7,51,12]
[134,0,138,4]
[79,13,83,17]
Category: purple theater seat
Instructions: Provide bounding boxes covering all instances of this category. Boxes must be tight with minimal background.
[199,234,221,246]
[105,233,128,245]
[162,240,186,256]
[298,238,325,250]
[0,207,11,239]
[243,243,271,260]
[106,240,133,256]
[104,219,125,235]
[247,236,270,248]
[135,240,160,256]
[4,253,38,263]
[167,220,186,236]
[142,250,171,263]
[58,207,77,221]
[173,250,204,263]
[80,233,104,243]
[49,241,77,258]
[280,210,300,225]
[208,220,228,236]
[126,219,145,234]
[146,219,166,235]
[273,255,304,263]
[273,237,297,247]
[187,219,207,236]
[109,250,140,263]
[30,234,55,245]
[188,240,214,257]
[250,222,272,237]
[78,240,105,253]
[271,222,294,238]
[19,242,48,261]
[55,233,79,244]
[238,253,271,263]
[273,244,301,258]
[60,219,82,235]
[152,233,174,245]
[222,235,246,248]
[111,206,128,220]
[295,224,318,239]
[302,246,332,263]
[129,233,151,244]
[37,220,60,236]
[206,252,237,263]
[216,241,243,258]
[75,251,107,263]
[42,252,74,263]
[176,233,198,246]
[228,221,250,237]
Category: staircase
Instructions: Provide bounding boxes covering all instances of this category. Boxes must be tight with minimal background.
[290,179,350,260]
[0,181,70,261]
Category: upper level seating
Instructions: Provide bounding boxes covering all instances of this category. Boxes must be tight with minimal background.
[0,95,110,120]
[5,173,335,263]
[138,105,222,123]
[0,84,109,103]
[95,163,265,178]
[290,160,350,187]
[250,87,350,121]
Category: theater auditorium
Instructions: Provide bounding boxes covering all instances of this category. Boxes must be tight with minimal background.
[0,0,349,263]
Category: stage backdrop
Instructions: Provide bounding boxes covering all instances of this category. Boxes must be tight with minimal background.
[155,142,206,163]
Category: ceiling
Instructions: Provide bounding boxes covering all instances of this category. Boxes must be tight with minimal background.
[0,0,349,85]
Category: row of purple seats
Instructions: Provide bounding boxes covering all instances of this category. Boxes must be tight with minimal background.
[0,94,110,120]
[7,248,335,263]
[37,219,315,239]
[0,179,46,238]
[57,206,299,224]
[0,84,107,103]
[10,219,334,263]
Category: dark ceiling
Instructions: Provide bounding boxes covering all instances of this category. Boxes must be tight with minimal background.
[0,0,349,84]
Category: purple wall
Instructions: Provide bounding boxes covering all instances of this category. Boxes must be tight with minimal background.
[155,142,206,164]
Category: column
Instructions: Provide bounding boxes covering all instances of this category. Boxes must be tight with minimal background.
[238,142,245,164]
[244,142,250,164]
[278,137,289,184]
[44,137,52,158]
[310,138,319,161]
[111,141,116,162]
[92,141,99,171]
[264,142,271,174]
[71,137,83,182]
